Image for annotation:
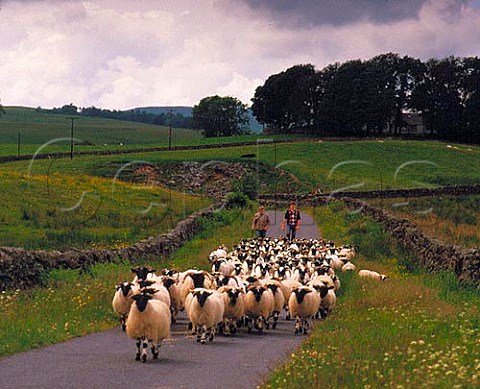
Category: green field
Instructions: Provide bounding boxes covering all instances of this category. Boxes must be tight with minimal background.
[4,139,480,192]
[0,106,300,157]
[0,169,210,249]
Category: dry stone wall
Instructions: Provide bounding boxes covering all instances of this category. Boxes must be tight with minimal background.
[0,204,220,291]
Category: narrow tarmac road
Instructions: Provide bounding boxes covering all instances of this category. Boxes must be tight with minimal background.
[0,211,320,389]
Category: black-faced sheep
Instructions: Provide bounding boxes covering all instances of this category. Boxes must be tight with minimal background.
[288,286,320,335]
[125,290,171,362]
[244,285,274,334]
[187,288,224,344]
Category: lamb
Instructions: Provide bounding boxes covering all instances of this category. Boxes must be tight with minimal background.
[358,269,388,281]
[112,282,136,331]
[288,286,320,335]
[125,290,171,362]
[187,288,225,344]
[218,286,245,335]
[244,285,274,334]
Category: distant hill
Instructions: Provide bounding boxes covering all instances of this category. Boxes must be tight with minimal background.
[132,106,263,133]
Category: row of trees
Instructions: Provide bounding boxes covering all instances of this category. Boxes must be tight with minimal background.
[251,53,480,143]
[47,104,192,128]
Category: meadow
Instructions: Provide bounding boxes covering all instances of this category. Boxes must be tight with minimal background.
[0,168,210,249]
[0,106,299,156]
[369,195,480,249]
[3,139,480,193]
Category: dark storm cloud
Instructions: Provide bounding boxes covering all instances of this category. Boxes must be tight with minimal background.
[241,0,432,26]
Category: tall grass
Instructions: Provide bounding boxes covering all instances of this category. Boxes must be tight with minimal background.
[0,169,210,249]
[370,195,480,249]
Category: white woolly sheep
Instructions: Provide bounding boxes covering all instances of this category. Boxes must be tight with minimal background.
[187,288,225,344]
[112,282,137,331]
[136,279,171,308]
[263,279,285,329]
[125,290,171,362]
[358,269,388,281]
[244,285,274,334]
[288,286,320,335]
[341,261,356,272]
[218,286,245,335]
[280,279,302,320]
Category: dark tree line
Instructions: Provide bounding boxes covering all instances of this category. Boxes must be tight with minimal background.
[251,53,480,143]
[47,104,192,129]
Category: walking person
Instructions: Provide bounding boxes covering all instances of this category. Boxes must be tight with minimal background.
[251,206,270,238]
[281,201,301,241]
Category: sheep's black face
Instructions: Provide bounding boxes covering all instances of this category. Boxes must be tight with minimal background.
[313,284,329,298]
[294,288,310,304]
[191,273,206,288]
[267,284,279,295]
[213,261,222,272]
[162,277,175,289]
[132,293,151,312]
[228,290,240,305]
[252,287,265,302]
[120,282,133,297]
[195,291,211,307]
[132,267,155,280]
[138,279,155,289]
[245,276,258,284]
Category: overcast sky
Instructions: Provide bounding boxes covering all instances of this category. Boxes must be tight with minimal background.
[1,0,480,110]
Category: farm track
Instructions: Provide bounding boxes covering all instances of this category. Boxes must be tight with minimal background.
[0,212,320,389]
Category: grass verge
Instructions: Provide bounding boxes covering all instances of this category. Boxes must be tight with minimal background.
[264,202,480,388]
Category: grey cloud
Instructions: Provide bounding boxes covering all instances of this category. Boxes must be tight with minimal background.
[240,0,434,27]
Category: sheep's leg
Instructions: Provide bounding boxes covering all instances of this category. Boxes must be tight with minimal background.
[170,307,177,324]
[141,340,148,363]
[294,316,301,334]
[120,315,127,332]
[223,319,230,336]
[257,316,264,334]
[196,326,201,343]
[247,316,253,333]
[285,305,291,320]
[209,326,215,342]
[135,339,141,361]
[272,311,279,329]
[200,325,207,344]
[303,318,309,335]
[151,341,160,359]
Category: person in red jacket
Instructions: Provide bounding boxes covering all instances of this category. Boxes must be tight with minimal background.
[281,201,301,241]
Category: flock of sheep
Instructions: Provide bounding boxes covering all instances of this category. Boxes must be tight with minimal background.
[112,237,387,362]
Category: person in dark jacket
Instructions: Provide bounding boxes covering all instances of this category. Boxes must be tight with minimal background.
[281,201,301,241]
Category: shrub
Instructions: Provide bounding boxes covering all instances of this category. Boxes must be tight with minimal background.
[225,191,249,208]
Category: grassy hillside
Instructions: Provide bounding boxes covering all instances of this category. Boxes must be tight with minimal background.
[0,106,297,157]
[0,169,210,249]
[4,140,479,193]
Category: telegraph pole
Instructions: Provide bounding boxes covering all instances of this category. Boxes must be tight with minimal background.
[68,117,79,160]
[168,109,173,150]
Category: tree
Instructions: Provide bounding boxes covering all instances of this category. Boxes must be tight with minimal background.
[0,99,5,117]
[192,95,249,137]
[251,64,315,133]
